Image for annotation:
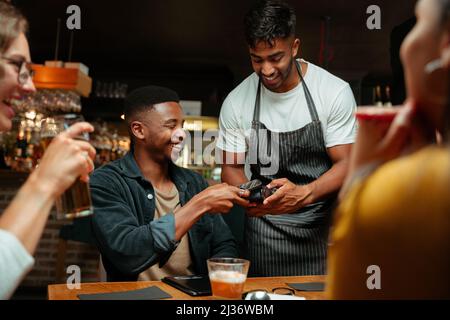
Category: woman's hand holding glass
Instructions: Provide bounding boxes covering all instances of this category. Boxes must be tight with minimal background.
[33,121,96,199]
[339,102,417,200]
[350,102,416,176]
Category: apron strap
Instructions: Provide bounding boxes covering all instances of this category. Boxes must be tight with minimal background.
[296,60,320,122]
[253,77,262,122]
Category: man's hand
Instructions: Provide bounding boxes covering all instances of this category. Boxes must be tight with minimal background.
[174,184,250,241]
[246,178,314,217]
[193,183,251,214]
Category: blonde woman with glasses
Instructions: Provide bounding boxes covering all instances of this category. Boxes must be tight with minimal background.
[0,2,96,299]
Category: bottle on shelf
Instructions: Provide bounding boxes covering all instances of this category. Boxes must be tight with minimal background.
[373,85,383,107]
[384,85,393,107]
[13,122,28,172]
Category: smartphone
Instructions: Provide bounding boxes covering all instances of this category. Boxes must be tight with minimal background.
[162,275,211,296]
[239,179,277,203]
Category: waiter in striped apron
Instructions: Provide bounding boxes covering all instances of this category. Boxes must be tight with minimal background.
[245,60,333,276]
[217,0,356,277]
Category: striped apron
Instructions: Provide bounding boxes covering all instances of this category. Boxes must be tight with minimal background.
[245,60,334,276]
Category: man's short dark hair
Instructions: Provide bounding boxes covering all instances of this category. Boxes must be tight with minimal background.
[244,0,296,48]
[124,85,180,150]
[124,85,180,122]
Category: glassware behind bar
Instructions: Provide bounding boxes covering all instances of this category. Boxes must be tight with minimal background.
[40,114,93,220]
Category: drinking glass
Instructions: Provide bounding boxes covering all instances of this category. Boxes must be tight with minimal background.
[40,114,93,219]
[207,258,250,299]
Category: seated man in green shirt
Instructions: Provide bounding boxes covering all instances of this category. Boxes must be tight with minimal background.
[90,86,250,281]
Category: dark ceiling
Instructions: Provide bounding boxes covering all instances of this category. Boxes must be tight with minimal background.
[14,0,417,76]
[12,0,417,118]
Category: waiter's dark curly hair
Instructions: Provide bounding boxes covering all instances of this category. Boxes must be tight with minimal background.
[244,0,296,48]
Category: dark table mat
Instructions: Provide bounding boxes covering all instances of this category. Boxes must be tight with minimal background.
[77,285,172,300]
[286,282,326,292]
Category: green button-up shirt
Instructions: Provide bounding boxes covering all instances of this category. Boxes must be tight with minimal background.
[89,152,238,281]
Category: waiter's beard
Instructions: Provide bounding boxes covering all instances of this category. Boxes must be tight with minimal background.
[260,57,296,91]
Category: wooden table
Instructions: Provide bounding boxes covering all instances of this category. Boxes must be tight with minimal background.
[48,275,326,300]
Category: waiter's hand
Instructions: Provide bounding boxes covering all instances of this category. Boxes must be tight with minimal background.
[246,178,314,217]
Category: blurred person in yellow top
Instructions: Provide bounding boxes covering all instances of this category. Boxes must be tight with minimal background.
[326,0,450,299]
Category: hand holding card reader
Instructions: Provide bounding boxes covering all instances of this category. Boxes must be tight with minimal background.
[162,275,211,296]
[239,179,278,203]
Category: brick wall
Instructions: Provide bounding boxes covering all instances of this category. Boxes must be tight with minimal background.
[0,176,102,289]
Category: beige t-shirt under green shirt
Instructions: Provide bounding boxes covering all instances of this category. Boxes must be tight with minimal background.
[138,185,194,281]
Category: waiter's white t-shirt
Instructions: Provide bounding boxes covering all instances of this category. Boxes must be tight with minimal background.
[216,60,357,153]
